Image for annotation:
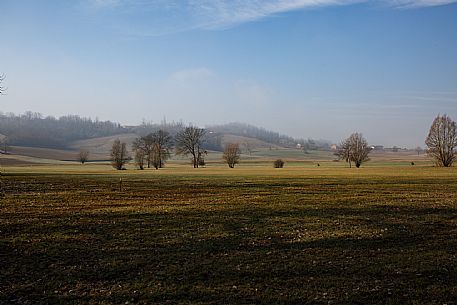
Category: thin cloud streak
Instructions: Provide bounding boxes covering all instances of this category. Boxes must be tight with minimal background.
[389,0,457,8]
[186,0,360,29]
[86,0,457,36]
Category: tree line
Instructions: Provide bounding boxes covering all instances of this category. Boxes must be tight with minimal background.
[0,112,316,152]
[100,114,457,170]
[107,127,371,170]
[0,112,126,148]
[108,126,245,170]
[109,126,209,170]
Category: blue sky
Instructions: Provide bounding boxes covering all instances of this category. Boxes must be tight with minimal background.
[1,0,457,147]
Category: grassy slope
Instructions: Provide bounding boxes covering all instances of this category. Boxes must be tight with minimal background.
[8,146,108,162]
[69,133,138,156]
[8,133,287,163]
[221,134,284,150]
[1,163,456,304]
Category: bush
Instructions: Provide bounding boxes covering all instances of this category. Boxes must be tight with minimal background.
[274,159,284,168]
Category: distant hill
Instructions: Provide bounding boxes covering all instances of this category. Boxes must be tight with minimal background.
[207,122,299,148]
[69,133,138,155]
[0,112,331,155]
[67,133,283,157]
[0,112,126,149]
[220,134,283,151]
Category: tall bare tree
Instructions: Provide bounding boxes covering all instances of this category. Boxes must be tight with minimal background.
[335,138,352,168]
[132,134,155,168]
[223,143,241,168]
[77,149,89,164]
[150,130,172,169]
[134,149,145,170]
[175,126,207,168]
[0,74,6,95]
[110,139,129,170]
[425,114,457,167]
[348,133,370,168]
[336,133,370,168]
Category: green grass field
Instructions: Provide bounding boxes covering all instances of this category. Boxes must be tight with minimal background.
[1,161,456,304]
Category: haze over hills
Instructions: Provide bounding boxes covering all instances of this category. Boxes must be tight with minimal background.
[0,111,332,161]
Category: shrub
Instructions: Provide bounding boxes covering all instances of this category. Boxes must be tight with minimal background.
[274,159,284,168]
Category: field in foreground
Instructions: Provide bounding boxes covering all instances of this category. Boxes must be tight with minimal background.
[1,165,457,304]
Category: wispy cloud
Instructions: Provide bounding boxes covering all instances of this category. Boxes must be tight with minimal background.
[84,0,457,35]
[185,0,359,29]
[169,67,214,83]
[387,0,457,8]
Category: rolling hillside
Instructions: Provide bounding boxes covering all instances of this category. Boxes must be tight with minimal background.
[1,113,336,163]
[69,133,138,155]
[2,133,293,163]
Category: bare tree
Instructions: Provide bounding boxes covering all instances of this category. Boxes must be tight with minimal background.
[77,149,89,164]
[132,134,155,168]
[335,138,352,168]
[150,130,172,169]
[134,149,145,170]
[223,143,241,168]
[0,74,6,95]
[336,133,370,168]
[415,146,422,155]
[348,133,371,168]
[175,126,207,168]
[425,114,457,167]
[110,139,129,170]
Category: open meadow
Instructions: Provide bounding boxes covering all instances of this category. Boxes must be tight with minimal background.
[1,159,457,304]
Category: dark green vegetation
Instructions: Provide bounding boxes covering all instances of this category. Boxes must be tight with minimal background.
[1,169,457,304]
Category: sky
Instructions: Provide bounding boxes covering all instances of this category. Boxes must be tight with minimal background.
[1,0,457,147]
